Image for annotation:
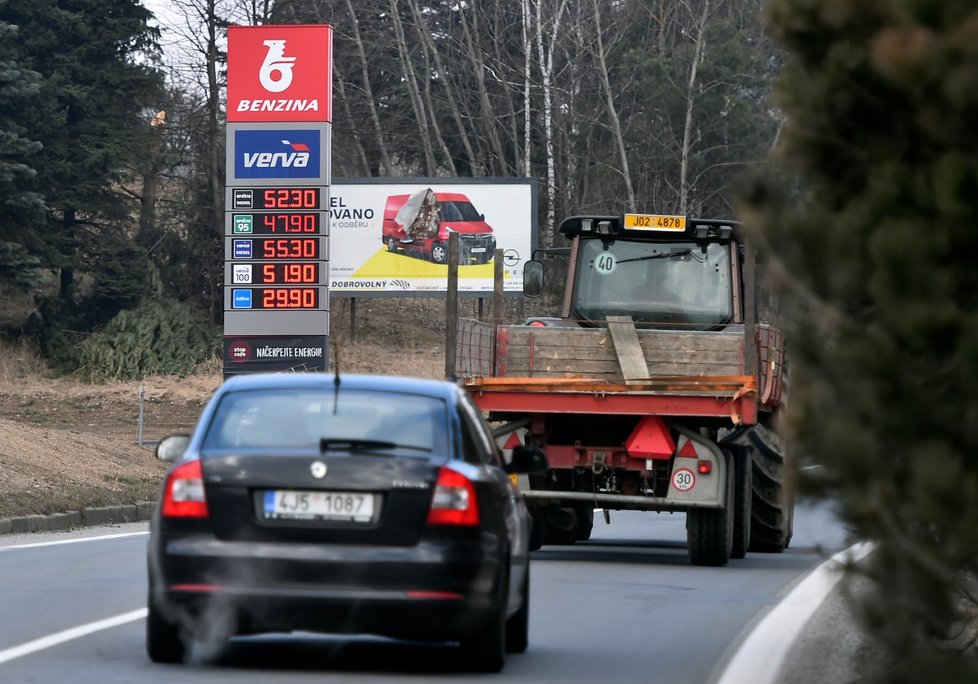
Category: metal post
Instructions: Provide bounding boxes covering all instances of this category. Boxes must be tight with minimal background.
[137,386,145,447]
[478,298,485,321]
[493,248,505,326]
[445,232,460,379]
[350,297,357,342]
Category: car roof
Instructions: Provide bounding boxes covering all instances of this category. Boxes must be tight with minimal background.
[219,372,461,402]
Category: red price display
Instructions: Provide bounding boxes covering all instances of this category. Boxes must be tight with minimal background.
[260,188,320,209]
[259,263,319,284]
[260,288,319,309]
[261,238,320,259]
[262,213,319,233]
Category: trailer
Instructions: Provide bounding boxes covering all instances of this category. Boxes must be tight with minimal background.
[456,214,793,566]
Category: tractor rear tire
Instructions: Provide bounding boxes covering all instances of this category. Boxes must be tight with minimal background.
[746,425,794,553]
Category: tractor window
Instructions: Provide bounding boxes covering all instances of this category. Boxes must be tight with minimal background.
[572,238,732,329]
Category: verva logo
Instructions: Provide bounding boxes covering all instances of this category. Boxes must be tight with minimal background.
[227,25,332,123]
[234,129,321,179]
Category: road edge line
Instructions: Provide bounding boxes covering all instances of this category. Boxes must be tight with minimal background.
[714,541,874,684]
[0,608,147,666]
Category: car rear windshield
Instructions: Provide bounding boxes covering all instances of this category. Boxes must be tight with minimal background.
[200,388,449,457]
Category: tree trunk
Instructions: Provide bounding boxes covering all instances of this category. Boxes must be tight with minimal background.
[389,0,437,175]
[679,0,711,216]
[406,0,480,175]
[592,0,635,212]
[206,0,223,237]
[457,1,507,176]
[344,0,393,175]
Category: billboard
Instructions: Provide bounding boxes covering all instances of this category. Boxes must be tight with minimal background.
[328,179,537,296]
[227,25,332,123]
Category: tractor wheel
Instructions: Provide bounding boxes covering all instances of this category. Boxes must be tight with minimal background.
[574,505,594,541]
[746,425,793,552]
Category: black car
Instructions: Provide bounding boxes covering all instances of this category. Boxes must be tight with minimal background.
[146,372,546,672]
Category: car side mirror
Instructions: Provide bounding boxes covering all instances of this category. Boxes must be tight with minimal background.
[523,260,544,298]
[510,444,548,474]
[156,434,191,462]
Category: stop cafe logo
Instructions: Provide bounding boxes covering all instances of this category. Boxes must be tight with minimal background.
[226,25,333,123]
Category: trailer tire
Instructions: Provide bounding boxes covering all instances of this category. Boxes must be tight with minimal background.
[727,445,752,560]
[528,510,545,552]
[746,425,793,553]
[574,505,594,541]
[686,452,735,566]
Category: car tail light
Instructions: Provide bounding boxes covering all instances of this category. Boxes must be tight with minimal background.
[426,467,479,526]
[161,458,209,518]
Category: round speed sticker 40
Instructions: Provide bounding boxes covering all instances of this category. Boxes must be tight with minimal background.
[672,468,696,492]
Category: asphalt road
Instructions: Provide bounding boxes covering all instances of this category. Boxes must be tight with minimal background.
[0,502,851,684]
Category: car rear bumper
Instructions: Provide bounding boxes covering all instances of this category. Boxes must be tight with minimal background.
[149,532,504,640]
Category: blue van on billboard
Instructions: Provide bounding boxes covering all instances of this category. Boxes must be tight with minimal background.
[234,129,321,179]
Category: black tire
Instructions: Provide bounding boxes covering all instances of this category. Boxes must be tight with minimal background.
[746,425,792,552]
[146,597,184,664]
[574,505,594,541]
[460,571,507,672]
[686,452,735,566]
[528,511,545,551]
[542,507,577,545]
[431,242,448,264]
[728,445,752,559]
[505,565,529,654]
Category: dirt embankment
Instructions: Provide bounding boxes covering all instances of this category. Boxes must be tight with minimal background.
[0,313,448,519]
[0,367,221,518]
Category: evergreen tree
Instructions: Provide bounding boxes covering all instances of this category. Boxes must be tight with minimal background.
[2,0,165,356]
[0,2,44,289]
[748,1,978,680]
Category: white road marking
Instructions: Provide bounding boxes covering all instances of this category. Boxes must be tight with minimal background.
[0,531,149,551]
[0,609,147,666]
[715,541,874,684]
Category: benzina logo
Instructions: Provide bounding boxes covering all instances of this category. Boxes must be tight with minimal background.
[227,26,332,123]
[259,40,295,92]
[234,129,321,179]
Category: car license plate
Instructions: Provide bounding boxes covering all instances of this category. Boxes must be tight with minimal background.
[262,490,376,522]
[470,247,486,253]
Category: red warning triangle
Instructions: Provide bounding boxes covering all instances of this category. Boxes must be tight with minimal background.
[677,439,699,459]
[503,432,522,450]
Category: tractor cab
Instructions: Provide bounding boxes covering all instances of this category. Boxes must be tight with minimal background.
[525,214,744,331]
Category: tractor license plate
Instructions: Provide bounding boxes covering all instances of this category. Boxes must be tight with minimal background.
[623,214,686,231]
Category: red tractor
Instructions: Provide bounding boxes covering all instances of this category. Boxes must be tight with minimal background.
[456,214,792,566]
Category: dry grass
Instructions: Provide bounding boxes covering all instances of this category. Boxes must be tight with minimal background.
[0,297,485,519]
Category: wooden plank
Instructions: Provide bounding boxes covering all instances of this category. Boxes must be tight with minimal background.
[606,315,649,383]
[501,346,742,366]
[502,360,742,376]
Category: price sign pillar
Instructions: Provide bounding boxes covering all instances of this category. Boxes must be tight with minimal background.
[223,25,333,375]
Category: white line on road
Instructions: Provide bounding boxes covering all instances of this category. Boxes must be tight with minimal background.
[0,531,149,551]
[715,541,874,684]
[0,609,147,666]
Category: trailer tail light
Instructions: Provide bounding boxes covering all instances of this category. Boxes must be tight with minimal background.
[161,458,209,518]
[427,467,480,526]
[697,460,712,474]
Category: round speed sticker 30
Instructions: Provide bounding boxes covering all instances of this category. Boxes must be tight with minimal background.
[672,468,696,492]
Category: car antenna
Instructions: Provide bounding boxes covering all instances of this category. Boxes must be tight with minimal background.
[332,343,341,415]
